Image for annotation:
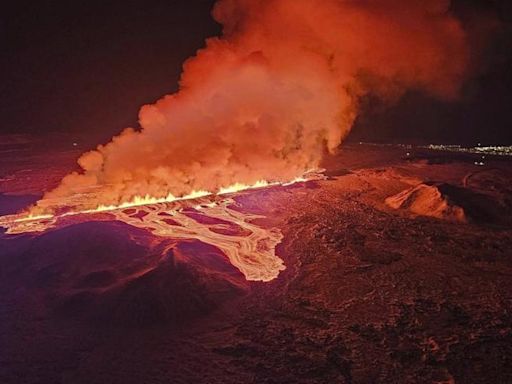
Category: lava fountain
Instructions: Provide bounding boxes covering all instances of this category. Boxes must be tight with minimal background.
[26,0,470,218]
[0,175,320,281]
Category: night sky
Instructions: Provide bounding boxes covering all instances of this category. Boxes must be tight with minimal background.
[1,0,511,145]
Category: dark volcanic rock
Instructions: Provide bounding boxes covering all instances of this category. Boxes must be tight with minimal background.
[99,249,245,326]
[1,142,512,384]
[0,221,246,327]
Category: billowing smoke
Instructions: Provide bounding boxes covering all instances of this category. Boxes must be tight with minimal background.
[33,0,470,213]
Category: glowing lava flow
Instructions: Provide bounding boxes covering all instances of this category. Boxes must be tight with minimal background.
[111,198,285,281]
[0,175,319,281]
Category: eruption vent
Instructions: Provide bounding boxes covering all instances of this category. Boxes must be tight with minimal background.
[32,0,469,214]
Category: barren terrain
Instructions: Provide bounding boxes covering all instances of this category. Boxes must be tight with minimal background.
[1,136,511,383]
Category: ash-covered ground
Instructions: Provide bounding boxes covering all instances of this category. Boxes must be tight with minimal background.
[1,135,511,384]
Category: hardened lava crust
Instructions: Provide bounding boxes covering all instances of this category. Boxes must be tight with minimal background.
[1,136,511,384]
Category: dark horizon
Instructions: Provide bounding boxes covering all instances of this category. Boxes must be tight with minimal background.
[1,0,511,145]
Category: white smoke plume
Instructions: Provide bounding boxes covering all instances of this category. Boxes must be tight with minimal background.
[32,0,470,214]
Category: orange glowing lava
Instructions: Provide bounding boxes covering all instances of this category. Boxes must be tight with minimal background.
[0,173,320,281]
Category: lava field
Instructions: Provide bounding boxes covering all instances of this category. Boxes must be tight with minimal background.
[1,137,511,384]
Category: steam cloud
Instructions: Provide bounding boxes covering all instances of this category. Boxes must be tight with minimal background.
[34,0,470,213]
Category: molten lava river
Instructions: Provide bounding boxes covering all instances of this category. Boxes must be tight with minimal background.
[0,178,321,282]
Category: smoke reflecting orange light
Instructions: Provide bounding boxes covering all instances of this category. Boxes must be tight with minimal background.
[0,0,477,281]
